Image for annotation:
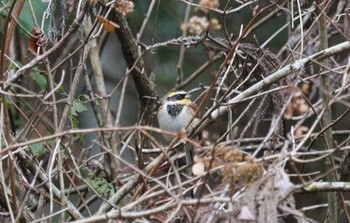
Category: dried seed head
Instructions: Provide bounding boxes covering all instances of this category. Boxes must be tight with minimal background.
[114,0,134,16]
[187,16,210,35]
[199,0,220,10]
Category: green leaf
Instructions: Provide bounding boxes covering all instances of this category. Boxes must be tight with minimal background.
[59,85,65,92]
[71,115,84,144]
[30,71,47,91]
[71,100,88,116]
[89,177,112,197]
[29,143,46,157]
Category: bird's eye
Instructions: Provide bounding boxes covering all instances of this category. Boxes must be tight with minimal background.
[175,94,185,100]
[167,92,189,101]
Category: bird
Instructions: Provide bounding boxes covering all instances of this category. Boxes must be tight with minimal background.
[157,90,200,166]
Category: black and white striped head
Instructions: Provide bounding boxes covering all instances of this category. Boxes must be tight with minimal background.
[166,91,191,104]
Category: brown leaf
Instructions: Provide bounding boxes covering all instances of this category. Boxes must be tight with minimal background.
[284,104,294,119]
[96,15,120,32]
[294,126,309,139]
[28,27,47,56]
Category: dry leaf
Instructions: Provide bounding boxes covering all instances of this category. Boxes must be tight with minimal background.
[28,27,47,56]
[298,103,309,113]
[284,104,294,119]
[300,82,310,94]
[284,86,310,118]
[294,126,309,139]
[96,15,120,32]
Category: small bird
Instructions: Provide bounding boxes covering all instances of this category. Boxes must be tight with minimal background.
[157,91,200,164]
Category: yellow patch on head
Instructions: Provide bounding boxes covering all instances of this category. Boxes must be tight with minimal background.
[167,91,191,103]
[168,91,178,97]
[180,98,191,104]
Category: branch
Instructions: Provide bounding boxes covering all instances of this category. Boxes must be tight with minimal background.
[194,40,350,135]
[317,0,337,221]
[73,198,230,223]
[111,11,157,118]
[302,182,350,192]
